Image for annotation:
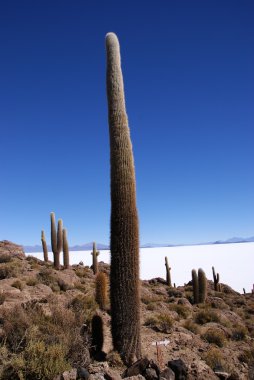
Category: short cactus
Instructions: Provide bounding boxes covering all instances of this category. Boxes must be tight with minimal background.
[165,257,172,287]
[198,268,207,303]
[192,269,199,304]
[212,266,220,291]
[91,314,104,356]
[50,212,63,270]
[41,230,48,262]
[63,228,70,269]
[91,242,99,275]
[95,272,108,311]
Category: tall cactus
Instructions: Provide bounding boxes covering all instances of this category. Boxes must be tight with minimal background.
[63,228,70,269]
[192,269,199,304]
[106,32,141,364]
[91,242,99,275]
[41,230,48,262]
[50,212,63,270]
[212,266,220,291]
[165,257,172,287]
[95,272,108,310]
[198,268,207,303]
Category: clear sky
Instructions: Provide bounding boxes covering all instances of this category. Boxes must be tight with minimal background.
[0,0,253,246]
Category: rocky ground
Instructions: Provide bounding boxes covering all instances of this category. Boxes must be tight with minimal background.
[0,241,254,380]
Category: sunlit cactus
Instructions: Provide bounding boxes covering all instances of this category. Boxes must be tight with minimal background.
[198,268,207,303]
[165,257,172,287]
[106,32,141,364]
[63,228,70,269]
[50,212,63,270]
[192,269,199,304]
[95,272,108,310]
[91,242,99,275]
[41,230,48,262]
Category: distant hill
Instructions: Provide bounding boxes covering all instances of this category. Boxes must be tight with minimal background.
[23,236,254,253]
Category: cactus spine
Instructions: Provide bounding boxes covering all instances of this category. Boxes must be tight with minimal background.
[106,32,141,364]
[91,242,99,275]
[63,228,70,269]
[95,272,108,310]
[198,268,207,303]
[165,257,172,287]
[212,266,220,291]
[192,269,199,304]
[41,230,48,262]
[50,212,63,270]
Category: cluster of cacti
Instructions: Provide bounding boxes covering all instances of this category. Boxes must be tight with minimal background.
[106,32,141,364]
[41,212,70,270]
[212,266,221,291]
[192,268,207,304]
[91,242,99,275]
[165,257,172,286]
[41,230,48,262]
[95,271,108,310]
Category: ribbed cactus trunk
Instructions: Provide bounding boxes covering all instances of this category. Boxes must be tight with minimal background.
[50,212,62,270]
[165,257,172,287]
[63,228,70,269]
[91,242,99,275]
[192,269,199,304]
[41,230,48,262]
[198,268,207,303]
[106,32,141,364]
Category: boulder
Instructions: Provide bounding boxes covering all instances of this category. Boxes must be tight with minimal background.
[123,358,150,378]
[159,367,175,380]
[167,359,187,380]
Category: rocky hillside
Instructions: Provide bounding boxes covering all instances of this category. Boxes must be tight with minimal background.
[0,241,253,379]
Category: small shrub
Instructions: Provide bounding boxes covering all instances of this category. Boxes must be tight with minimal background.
[238,347,254,365]
[144,313,173,333]
[0,262,20,279]
[195,309,220,325]
[26,277,38,286]
[11,280,25,291]
[107,350,123,367]
[170,304,190,319]
[0,254,12,263]
[231,324,248,341]
[202,328,226,347]
[0,292,6,305]
[203,347,225,371]
[183,320,200,334]
[57,278,72,292]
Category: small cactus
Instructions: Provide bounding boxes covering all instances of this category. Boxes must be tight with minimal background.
[243,288,246,295]
[91,242,99,275]
[198,268,207,303]
[41,230,48,262]
[212,266,220,291]
[95,272,108,310]
[63,228,70,269]
[165,257,172,287]
[192,269,199,304]
[50,212,63,270]
[91,314,104,355]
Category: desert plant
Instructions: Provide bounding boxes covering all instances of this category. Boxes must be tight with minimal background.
[165,257,172,287]
[203,347,225,371]
[106,32,141,364]
[144,313,173,333]
[212,266,220,291]
[95,272,108,310]
[91,314,104,355]
[231,324,248,341]
[198,268,207,303]
[50,212,63,270]
[202,328,226,347]
[195,309,220,325]
[192,269,199,304]
[183,320,200,334]
[91,242,99,275]
[41,230,48,263]
[63,228,70,269]
[11,280,24,291]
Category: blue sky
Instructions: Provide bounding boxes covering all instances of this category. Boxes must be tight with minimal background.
[0,0,253,246]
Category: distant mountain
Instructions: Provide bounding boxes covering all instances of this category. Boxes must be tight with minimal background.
[23,236,254,253]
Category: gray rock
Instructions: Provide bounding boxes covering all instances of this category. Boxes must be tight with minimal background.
[77,367,90,380]
[123,358,150,378]
[167,359,187,380]
[160,368,175,380]
[61,369,77,380]
[144,368,158,380]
